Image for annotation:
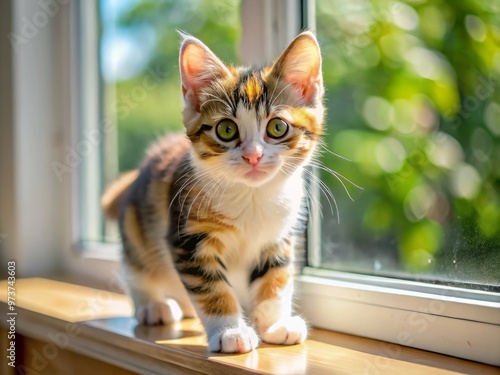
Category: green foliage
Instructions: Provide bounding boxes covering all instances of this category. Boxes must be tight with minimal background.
[317,0,500,285]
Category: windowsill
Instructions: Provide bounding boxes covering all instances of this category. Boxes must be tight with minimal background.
[0,278,497,375]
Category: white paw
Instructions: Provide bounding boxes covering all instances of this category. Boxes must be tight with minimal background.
[136,299,183,325]
[208,324,260,353]
[259,316,307,345]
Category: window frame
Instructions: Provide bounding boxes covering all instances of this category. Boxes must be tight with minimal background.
[296,269,499,365]
[4,0,498,366]
[63,0,122,282]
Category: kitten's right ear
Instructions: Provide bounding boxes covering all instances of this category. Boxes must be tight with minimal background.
[270,31,323,106]
[179,33,231,111]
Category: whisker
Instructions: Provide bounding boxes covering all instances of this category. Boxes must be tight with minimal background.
[200,98,228,110]
[281,164,325,216]
[286,155,363,202]
[188,175,219,222]
[170,168,211,211]
[172,169,215,235]
[300,165,339,223]
[202,92,233,115]
[317,143,352,162]
[213,81,235,115]
[215,175,232,214]
[270,82,294,108]
[269,67,288,107]
[197,174,226,219]
[306,163,360,202]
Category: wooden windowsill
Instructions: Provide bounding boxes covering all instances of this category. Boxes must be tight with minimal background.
[0,278,497,375]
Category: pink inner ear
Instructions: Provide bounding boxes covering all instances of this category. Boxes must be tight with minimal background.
[180,41,230,112]
[288,73,319,105]
[274,35,322,106]
[180,44,207,111]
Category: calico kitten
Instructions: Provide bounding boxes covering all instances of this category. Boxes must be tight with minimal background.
[101,31,325,353]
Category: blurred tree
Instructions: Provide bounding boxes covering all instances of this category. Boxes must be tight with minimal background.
[317,0,499,287]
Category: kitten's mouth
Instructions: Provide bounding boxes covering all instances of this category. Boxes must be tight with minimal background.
[242,164,274,184]
[239,164,279,186]
[245,168,267,179]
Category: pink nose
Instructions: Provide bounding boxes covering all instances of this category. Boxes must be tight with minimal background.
[242,152,262,166]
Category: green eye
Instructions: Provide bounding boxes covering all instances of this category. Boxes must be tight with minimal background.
[216,119,239,141]
[266,118,289,139]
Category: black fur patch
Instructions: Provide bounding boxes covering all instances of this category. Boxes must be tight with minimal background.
[249,254,291,283]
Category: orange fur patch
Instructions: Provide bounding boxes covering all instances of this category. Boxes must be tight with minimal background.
[198,285,239,316]
[186,219,236,235]
[286,107,323,138]
[243,72,263,105]
[201,236,225,254]
[255,267,291,302]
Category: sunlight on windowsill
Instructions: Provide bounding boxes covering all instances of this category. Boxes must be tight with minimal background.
[0,278,497,375]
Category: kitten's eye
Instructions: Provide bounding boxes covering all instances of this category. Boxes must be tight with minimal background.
[216,119,239,142]
[266,118,289,139]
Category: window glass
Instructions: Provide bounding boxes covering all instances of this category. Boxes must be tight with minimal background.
[315,0,500,290]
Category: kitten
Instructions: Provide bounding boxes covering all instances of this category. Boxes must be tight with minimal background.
[101,31,325,353]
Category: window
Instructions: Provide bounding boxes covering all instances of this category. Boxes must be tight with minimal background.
[299,0,499,365]
[311,0,500,291]
[68,0,499,366]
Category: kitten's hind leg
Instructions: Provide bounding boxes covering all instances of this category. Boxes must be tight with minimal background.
[125,265,196,325]
[135,299,182,326]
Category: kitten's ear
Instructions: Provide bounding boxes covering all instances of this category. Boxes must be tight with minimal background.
[179,33,231,111]
[271,31,323,105]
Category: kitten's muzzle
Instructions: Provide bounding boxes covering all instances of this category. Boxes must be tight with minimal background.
[242,144,263,167]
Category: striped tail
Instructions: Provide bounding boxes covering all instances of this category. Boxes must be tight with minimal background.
[101,170,139,220]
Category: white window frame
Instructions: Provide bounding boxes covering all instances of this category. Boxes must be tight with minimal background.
[2,0,498,367]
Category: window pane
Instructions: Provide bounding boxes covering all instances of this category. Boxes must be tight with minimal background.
[315,0,500,290]
[95,0,241,243]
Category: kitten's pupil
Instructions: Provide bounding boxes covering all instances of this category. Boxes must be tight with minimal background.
[216,119,239,141]
[266,118,288,139]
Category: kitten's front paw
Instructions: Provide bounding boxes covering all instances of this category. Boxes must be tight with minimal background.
[259,316,307,345]
[208,324,260,353]
[136,300,183,325]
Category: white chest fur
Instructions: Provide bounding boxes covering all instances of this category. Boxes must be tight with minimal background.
[214,171,304,312]
[220,172,303,262]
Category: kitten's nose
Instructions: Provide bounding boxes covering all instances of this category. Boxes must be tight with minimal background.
[242,151,262,166]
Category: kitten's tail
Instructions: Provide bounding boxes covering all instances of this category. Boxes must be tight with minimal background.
[101,170,139,220]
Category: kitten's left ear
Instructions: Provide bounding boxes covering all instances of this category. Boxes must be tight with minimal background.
[179,33,231,111]
[271,31,323,105]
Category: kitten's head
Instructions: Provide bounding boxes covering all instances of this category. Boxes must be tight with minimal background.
[179,31,324,187]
